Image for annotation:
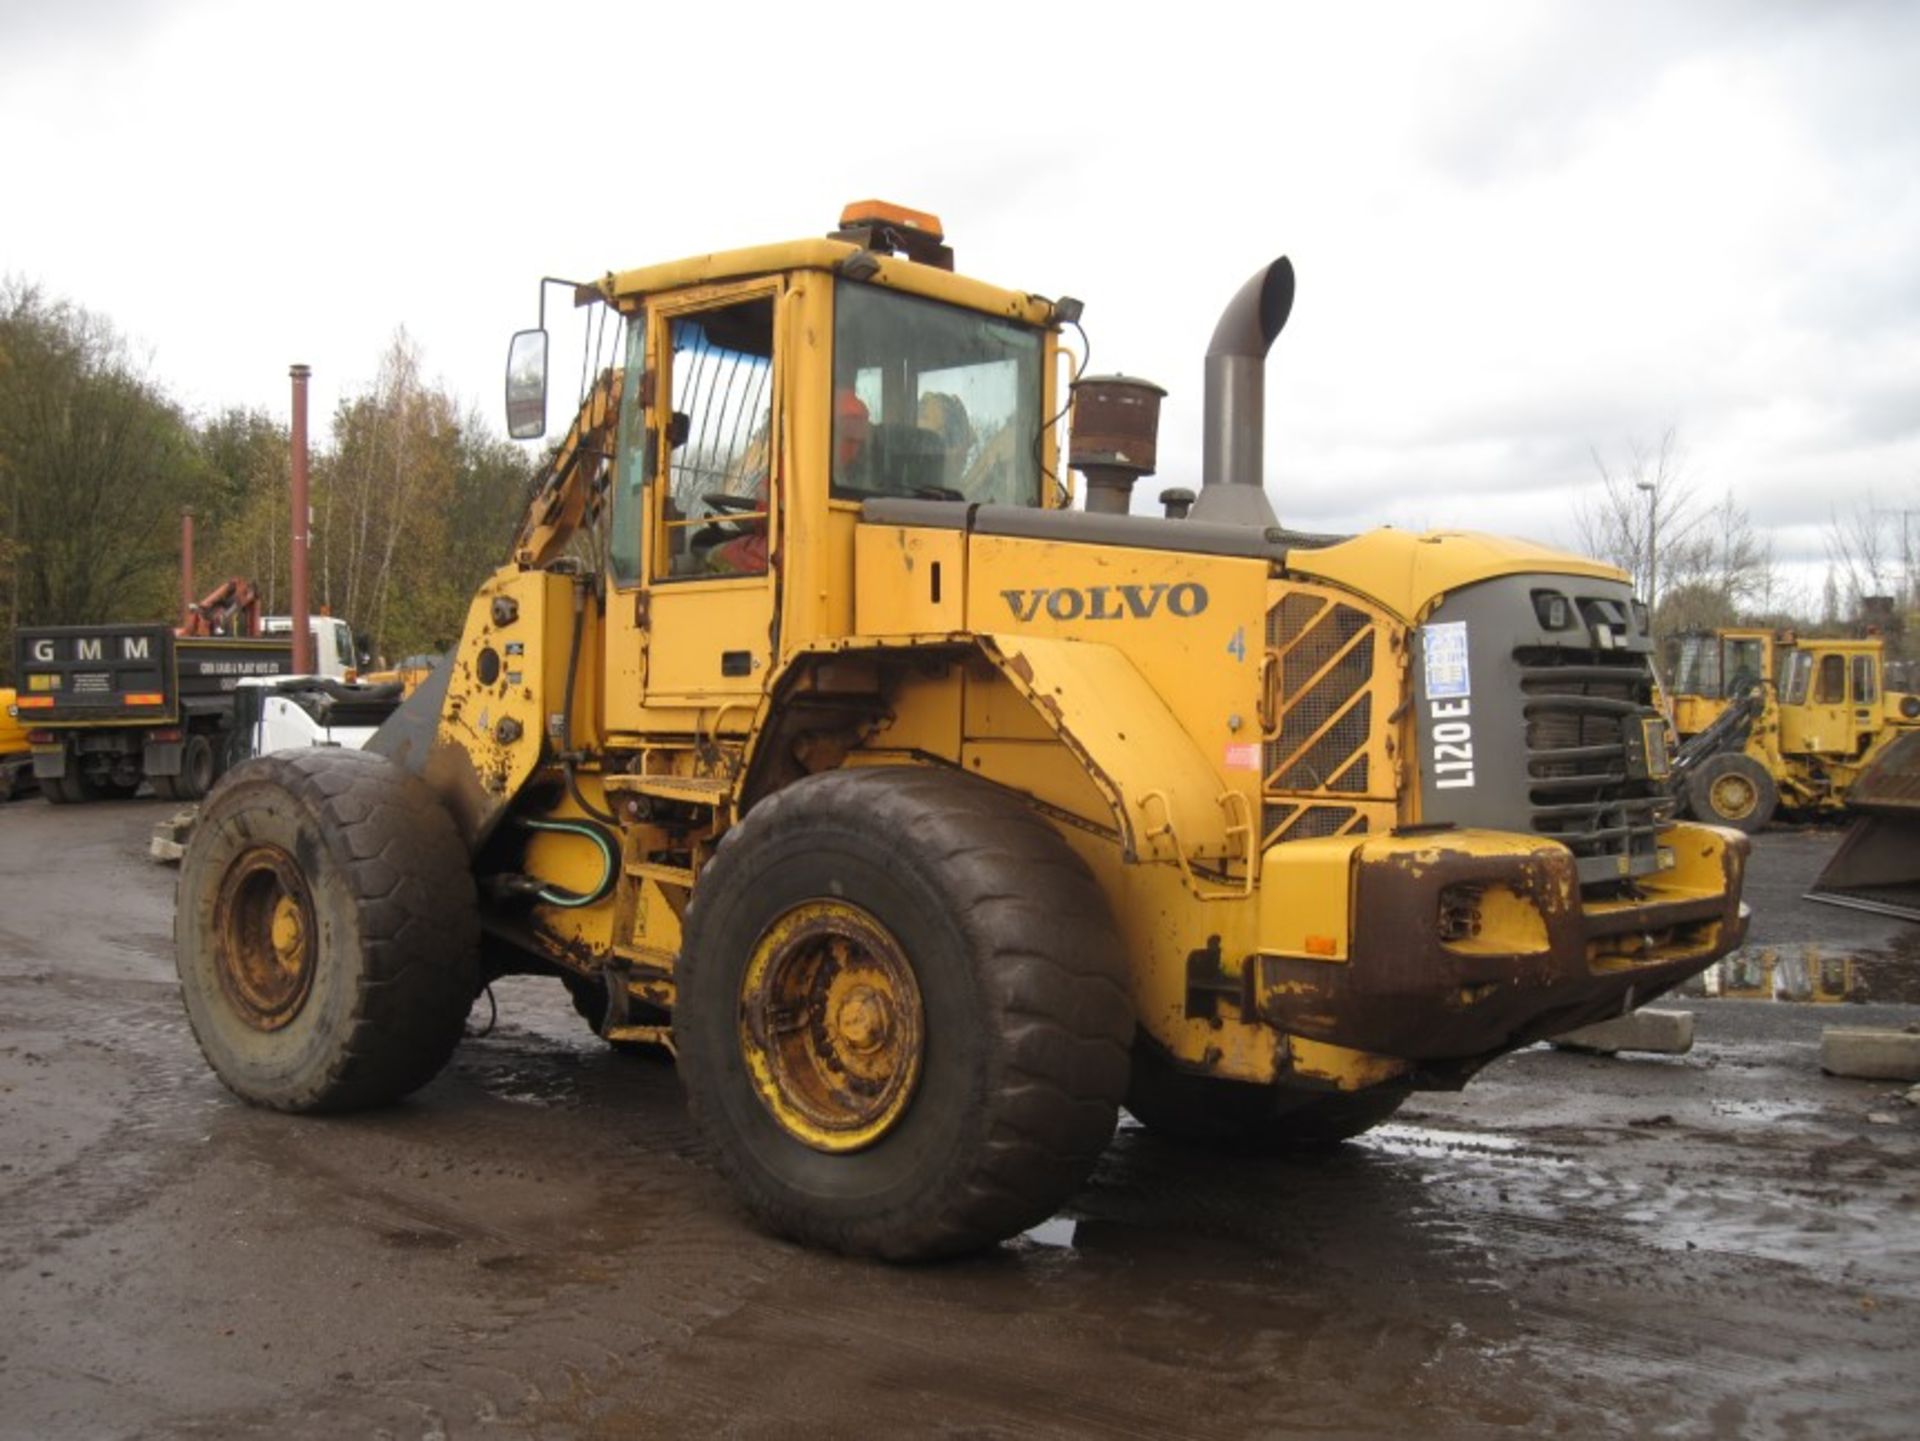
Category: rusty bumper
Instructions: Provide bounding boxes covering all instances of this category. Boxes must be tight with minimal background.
[1256,825,1749,1065]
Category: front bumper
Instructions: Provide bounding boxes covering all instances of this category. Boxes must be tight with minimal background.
[1255,823,1749,1065]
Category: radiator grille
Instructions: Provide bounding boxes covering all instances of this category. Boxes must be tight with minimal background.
[1518,647,1671,864]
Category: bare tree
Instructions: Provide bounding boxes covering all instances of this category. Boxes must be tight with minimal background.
[1825,491,1919,614]
[1572,429,1702,613]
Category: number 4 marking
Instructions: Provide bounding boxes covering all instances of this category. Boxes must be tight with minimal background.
[1227,625,1247,663]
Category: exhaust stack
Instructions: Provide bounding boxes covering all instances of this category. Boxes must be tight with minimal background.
[1187,256,1294,528]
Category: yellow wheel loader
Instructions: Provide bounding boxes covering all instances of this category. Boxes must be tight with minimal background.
[175,203,1750,1260]
[1665,626,1920,831]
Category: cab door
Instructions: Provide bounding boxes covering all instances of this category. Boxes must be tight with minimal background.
[1779,648,1852,755]
[639,282,783,709]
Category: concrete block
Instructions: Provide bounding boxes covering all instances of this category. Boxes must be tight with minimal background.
[1820,1029,1920,1082]
[1553,1008,1696,1056]
[148,807,197,866]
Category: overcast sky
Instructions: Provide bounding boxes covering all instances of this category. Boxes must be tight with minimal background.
[3,0,1915,603]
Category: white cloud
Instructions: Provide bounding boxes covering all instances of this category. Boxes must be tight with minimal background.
[2,0,1914,580]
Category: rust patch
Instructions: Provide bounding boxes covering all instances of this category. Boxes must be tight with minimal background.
[1259,842,1748,1065]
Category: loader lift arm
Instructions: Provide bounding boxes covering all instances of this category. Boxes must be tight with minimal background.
[512,366,623,570]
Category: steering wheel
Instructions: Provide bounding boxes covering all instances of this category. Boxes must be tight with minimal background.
[703,493,760,515]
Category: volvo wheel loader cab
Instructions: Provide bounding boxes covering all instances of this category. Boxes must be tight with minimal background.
[176,202,1751,1260]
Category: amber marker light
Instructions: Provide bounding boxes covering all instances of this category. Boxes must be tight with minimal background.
[839,199,944,240]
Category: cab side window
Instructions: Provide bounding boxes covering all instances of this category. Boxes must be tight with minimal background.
[660,298,775,580]
[1782,651,1812,704]
[1816,654,1847,705]
[609,311,651,588]
[1853,655,1877,705]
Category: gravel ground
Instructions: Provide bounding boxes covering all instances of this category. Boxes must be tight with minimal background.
[1,798,1915,1439]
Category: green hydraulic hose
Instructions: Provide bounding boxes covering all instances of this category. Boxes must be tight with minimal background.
[512,814,618,909]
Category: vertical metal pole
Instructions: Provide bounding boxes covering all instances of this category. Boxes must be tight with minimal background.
[1637,479,1658,616]
[1648,490,1658,616]
[180,507,195,628]
[290,364,314,675]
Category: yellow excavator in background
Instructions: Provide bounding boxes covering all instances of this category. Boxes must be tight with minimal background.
[174,202,1749,1260]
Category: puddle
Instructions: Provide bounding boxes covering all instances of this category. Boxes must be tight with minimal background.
[1705,945,1920,1004]
[1705,1097,1826,1125]
[1358,1124,1531,1159]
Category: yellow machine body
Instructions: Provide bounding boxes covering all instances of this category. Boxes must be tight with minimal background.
[1667,626,1920,814]
[418,219,1749,1097]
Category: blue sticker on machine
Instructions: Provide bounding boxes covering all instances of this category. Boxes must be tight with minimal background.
[1422,621,1471,699]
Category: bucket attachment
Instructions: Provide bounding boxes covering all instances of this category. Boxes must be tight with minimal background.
[1807,731,1920,921]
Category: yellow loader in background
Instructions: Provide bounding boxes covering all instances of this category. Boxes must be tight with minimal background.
[174,203,1749,1259]
[1665,626,1920,831]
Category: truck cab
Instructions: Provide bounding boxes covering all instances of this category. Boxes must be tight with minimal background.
[259,615,358,682]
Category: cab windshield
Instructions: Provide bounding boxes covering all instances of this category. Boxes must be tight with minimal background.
[832,284,1043,507]
[1669,635,1718,697]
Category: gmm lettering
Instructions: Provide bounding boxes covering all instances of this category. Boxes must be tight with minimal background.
[1001,582,1209,623]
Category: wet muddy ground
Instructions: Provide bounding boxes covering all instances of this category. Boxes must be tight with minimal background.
[2,801,1917,1439]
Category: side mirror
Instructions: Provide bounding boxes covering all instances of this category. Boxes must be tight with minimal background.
[505,329,549,439]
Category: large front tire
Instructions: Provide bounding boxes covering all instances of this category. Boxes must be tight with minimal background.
[175,748,479,1112]
[677,767,1133,1261]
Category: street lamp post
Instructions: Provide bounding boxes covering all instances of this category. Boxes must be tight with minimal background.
[1636,479,1657,616]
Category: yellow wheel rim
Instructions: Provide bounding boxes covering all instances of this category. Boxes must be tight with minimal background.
[739,900,924,1153]
[1709,773,1758,821]
[214,845,317,1031]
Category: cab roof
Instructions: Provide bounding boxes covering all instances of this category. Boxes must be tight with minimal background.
[593,237,1058,328]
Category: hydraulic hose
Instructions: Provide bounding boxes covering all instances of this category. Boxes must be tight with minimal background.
[510,814,618,909]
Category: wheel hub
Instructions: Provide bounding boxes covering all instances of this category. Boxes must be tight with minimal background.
[1711,773,1757,820]
[213,845,317,1032]
[739,900,924,1153]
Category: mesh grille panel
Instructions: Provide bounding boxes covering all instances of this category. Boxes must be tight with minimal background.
[1262,803,1365,845]
[1273,692,1373,791]
[1262,590,1387,844]
[1268,593,1326,651]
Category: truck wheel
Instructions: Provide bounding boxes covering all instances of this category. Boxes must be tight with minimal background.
[41,769,97,805]
[175,748,479,1112]
[676,767,1132,1261]
[1126,1048,1408,1152]
[1686,753,1777,833]
[156,733,217,802]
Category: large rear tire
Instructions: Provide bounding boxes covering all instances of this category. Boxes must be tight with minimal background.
[676,767,1133,1261]
[1126,1046,1408,1153]
[1686,752,1777,834]
[175,747,479,1112]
